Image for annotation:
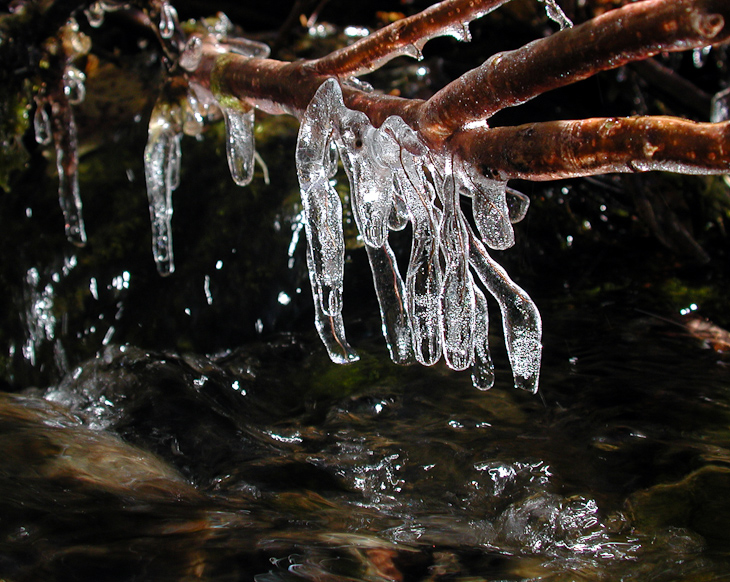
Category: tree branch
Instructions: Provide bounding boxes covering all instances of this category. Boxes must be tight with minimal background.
[454,117,730,180]
[417,0,730,139]
[307,0,511,77]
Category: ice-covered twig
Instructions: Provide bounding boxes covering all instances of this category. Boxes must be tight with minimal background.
[34,19,91,247]
[222,105,256,187]
[309,0,513,77]
[419,0,730,138]
[20,0,730,392]
[296,78,542,389]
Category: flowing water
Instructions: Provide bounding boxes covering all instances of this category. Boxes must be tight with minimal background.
[2,290,730,581]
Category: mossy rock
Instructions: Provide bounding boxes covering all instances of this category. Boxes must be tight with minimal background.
[625,465,730,548]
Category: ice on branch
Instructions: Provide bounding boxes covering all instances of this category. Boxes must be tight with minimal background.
[144,100,183,276]
[139,12,272,274]
[222,105,256,187]
[49,94,87,247]
[538,0,573,30]
[33,19,91,247]
[296,79,542,391]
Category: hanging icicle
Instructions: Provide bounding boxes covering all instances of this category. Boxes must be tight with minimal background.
[144,100,183,276]
[296,79,542,391]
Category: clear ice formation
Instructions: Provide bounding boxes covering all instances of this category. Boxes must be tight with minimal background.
[538,0,573,29]
[140,12,271,274]
[222,106,256,187]
[144,100,183,276]
[296,79,542,391]
[37,63,89,247]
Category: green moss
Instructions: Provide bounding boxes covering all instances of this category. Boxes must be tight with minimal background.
[0,14,33,192]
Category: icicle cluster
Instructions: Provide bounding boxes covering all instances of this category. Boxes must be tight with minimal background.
[141,12,270,274]
[296,79,542,392]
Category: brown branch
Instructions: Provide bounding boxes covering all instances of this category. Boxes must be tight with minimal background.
[416,0,730,140]
[193,42,427,124]
[191,0,730,181]
[453,117,730,180]
[307,0,511,77]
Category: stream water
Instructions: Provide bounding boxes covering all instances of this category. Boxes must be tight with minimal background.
[2,285,730,581]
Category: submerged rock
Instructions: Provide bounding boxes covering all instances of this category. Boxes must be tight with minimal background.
[626,465,730,549]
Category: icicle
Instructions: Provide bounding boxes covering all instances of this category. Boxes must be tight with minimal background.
[144,100,182,276]
[180,36,203,72]
[538,0,572,29]
[296,79,346,318]
[365,243,414,364]
[692,46,711,69]
[445,23,472,43]
[401,44,424,61]
[471,285,495,390]
[296,79,541,388]
[336,109,394,249]
[50,98,87,247]
[469,233,542,393]
[455,158,514,250]
[438,175,476,371]
[222,105,256,186]
[307,244,359,364]
[377,116,442,366]
[182,90,206,137]
[407,244,442,366]
[388,192,409,231]
[159,2,178,39]
[506,187,530,223]
[710,87,730,123]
